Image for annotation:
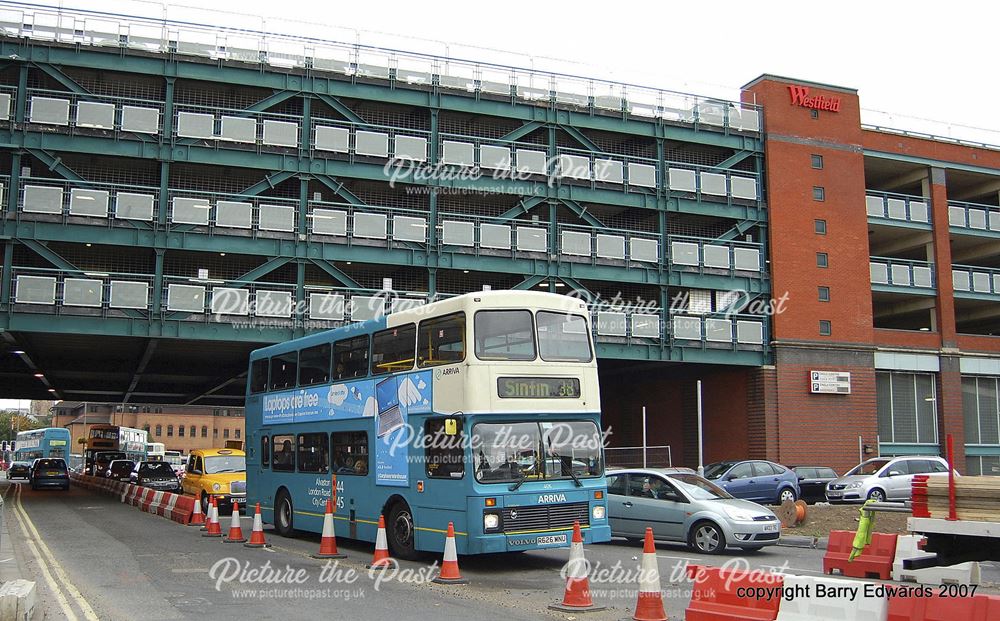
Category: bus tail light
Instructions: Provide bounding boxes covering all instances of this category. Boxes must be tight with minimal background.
[592,505,605,520]
[594,491,603,500]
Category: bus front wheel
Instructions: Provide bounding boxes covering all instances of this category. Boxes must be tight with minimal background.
[275,490,294,537]
[386,502,418,561]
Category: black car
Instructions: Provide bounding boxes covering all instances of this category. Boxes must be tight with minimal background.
[7,461,30,480]
[29,458,70,490]
[791,466,840,503]
[105,459,136,482]
[130,461,181,492]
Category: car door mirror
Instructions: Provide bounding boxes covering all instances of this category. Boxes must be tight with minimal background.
[887,469,902,477]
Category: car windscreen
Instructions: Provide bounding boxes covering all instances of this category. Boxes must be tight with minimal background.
[34,459,66,470]
[204,456,246,474]
[669,473,732,500]
[848,460,888,476]
[703,462,736,480]
[140,463,175,476]
[110,462,133,473]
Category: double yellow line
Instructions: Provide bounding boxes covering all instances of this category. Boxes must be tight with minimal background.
[9,484,99,621]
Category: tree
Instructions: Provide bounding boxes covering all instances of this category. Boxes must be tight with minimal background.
[0,411,44,442]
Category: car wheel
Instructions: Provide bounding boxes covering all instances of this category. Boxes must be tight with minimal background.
[386,501,418,561]
[867,488,886,503]
[778,488,797,503]
[689,521,726,555]
[274,490,294,537]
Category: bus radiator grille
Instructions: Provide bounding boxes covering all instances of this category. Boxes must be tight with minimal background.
[500,502,589,533]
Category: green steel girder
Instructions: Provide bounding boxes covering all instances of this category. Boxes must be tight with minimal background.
[308,258,361,289]
[314,174,366,206]
[239,171,297,197]
[32,62,90,95]
[499,121,544,142]
[18,238,80,272]
[560,199,604,228]
[870,284,936,297]
[514,274,546,290]
[238,256,291,283]
[315,93,365,125]
[560,126,601,153]
[714,150,754,170]
[497,196,546,221]
[671,196,765,221]
[594,342,765,366]
[2,42,760,152]
[718,219,755,241]
[25,148,84,183]
[248,90,299,113]
[561,277,591,294]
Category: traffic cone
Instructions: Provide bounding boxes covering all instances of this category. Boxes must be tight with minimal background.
[189,491,205,526]
[224,502,247,543]
[367,515,393,569]
[549,521,604,612]
[311,500,345,559]
[630,527,667,621]
[244,503,270,548]
[202,496,222,537]
[432,522,468,585]
[200,495,214,531]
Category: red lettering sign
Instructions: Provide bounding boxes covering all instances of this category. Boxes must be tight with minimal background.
[788,85,841,113]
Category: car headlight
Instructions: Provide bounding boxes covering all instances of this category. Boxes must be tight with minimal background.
[212,483,222,492]
[592,505,606,520]
[846,482,862,489]
[484,513,499,530]
[723,506,756,521]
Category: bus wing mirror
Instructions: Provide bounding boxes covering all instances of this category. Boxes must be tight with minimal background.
[444,419,458,436]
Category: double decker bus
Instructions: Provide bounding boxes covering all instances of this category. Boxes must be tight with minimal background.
[246,291,609,558]
[146,442,166,461]
[14,428,71,461]
[85,425,148,474]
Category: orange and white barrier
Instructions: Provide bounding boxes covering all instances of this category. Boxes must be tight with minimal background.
[312,500,345,559]
[432,522,467,585]
[550,520,602,611]
[245,503,270,549]
[631,527,667,621]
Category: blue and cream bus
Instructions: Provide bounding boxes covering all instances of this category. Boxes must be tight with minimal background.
[15,427,71,462]
[245,290,609,558]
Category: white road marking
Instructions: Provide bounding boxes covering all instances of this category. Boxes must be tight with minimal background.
[13,485,100,621]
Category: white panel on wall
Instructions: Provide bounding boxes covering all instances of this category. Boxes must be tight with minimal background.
[515,149,547,175]
[69,188,109,217]
[177,111,214,139]
[15,275,56,305]
[672,316,702,340]
[480,145,511,170]
[442,141,475,166]
[887,198,907,220]
[109,281,149,309]
[557,154,590,180]
[700,172,727,196]
[166,283,206,312]
[315,125,350,153]
[393,215,427,242]
[312,209,348,236]
[216,201,253,229]
[309,293,345,321]
[596,234,625,259]
[631,314,661,338]
[262,120,298,147]
[516,227,547,252]
[394,135,427,162]
[256,290,293,317]
[353,212,387,239]
[211,288,249,315]
[23,185,63,214]
[630,238,658,263]
[594,159,624,184]
[596,312,627,337]
[480,223,511,250]
[668,168,697,192]
[953,270,971,291]
[351,295,384,321]
[0,93,11,120]
[121,106,159,134]
[866,196,885,217]
[670,241,699,266]
[702,245,730,269]
[730,176,758,200]
[116,193,155,221]
[220,116,256,143]
[948,206,966,227]
[29,97,70,125]
[561,231,591,256]
[171,197,210,225]
[355,131,389,157]
[258,204,295,232]
[705,318,733,343]
[733,248,761,271]
[909,201,929,223]
[628,163,656,188]
[441,220,475,246]
[76,101,115,129]
[63,278,103,307]
[870,262,889,284]
[736,321,764,344]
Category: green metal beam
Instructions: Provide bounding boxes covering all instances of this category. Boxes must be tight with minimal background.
[718,220,754,241]
[239,171,297,198]
[499,121,543,143]
[238,256,291,283]
[497,196,546,221]
[561,277,591,294]
[25,148,84,183]
[714,150,753,170]
[32,62,90,95]
[248,90,298,113]
[514,274,545,290]
[123,339,158,403]
[315,175,366,206]
[561,126,601,153]
[560,199,604,228]
[308,259,361,289]
[315,93,365,125]
[18,239,81,272]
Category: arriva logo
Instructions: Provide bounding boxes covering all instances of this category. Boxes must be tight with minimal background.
[538,493,567,504]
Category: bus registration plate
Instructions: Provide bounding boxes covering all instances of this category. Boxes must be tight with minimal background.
[536,535,567,546]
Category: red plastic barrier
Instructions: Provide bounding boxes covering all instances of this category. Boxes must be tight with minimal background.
[822,530,897,580]
[166,493,195,525]
[888,591,1000,621]
[685,564,783,621]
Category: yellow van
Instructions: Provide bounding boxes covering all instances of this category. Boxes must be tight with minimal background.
[181,448,246,515]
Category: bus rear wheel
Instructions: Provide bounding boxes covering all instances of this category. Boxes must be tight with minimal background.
[275,490,294,537]
[386,502,418,561]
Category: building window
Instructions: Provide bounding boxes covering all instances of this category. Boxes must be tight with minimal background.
[88,405,98,413]
[143,424,150,434]
[812,186,825,201]
[816,252,828,268]
[818,286,830,302]
[201,426,208,438]
[178,425,185,437]
[819,320,832,336]
[213,428,218,438]
[167,425,173,437]
[155,424,162,437]
[190,425,196,437]
[877,372,938,445]
[235,429,241,439]
[810,109,819,119]
[223,429,230,439]
[811,154,824,169]
[815,219,827,235]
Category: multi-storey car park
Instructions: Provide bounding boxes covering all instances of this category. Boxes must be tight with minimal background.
[0,2,996,477]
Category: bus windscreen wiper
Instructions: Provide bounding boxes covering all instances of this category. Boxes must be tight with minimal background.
[551,452,583,487]
[508,471,526,491]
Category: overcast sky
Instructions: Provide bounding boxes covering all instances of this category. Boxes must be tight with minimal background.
[0,1,992,409]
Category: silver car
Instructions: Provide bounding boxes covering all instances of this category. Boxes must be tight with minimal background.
[606,468,781,554]
[825,456,953,503]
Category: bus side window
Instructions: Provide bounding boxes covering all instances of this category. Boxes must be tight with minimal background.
[250,358,269,394]
[418,312,466,368]
[332,431,368,476]
[371,324,416,376]
[298,343,331,387]
[270,352,298,391]
[272,435,295,472]
[261,436,270,468]
[425,419,464,479]
[334,335,369,380]
[297,433,328,473]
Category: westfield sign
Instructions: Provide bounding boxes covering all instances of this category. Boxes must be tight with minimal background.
[788,85,841,112]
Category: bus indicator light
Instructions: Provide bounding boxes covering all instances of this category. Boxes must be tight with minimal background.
[417,481,424,493]
[485,498,496,507]
[594,491,603,500]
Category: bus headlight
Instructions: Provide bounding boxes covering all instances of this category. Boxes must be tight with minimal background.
[212,483,221,492]
[592,505,606,520]
[484,513,500,531]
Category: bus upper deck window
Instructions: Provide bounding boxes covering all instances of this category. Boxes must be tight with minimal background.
[418,312,466,368]
[474,310,535,361]
[250,358,269,394]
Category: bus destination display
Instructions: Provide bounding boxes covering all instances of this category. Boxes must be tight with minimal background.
[497,377,581,399]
